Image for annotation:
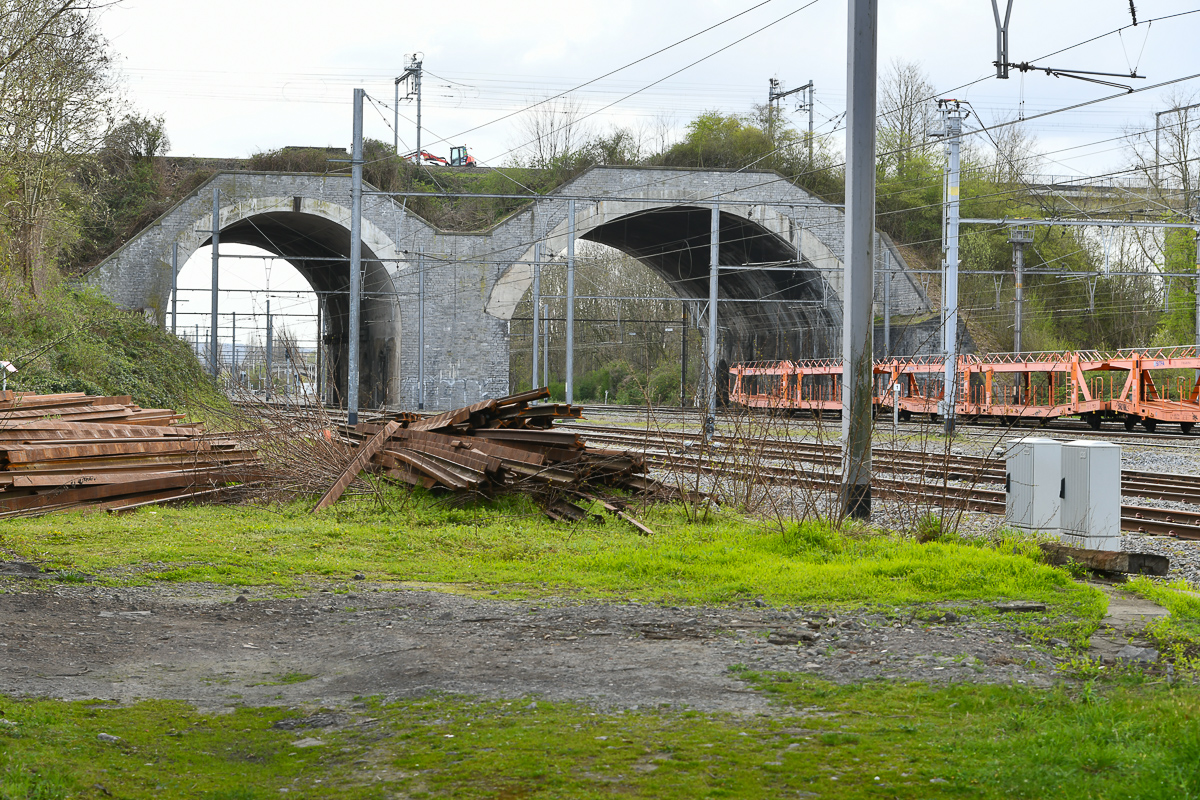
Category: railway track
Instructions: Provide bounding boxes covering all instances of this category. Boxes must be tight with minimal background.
[576,404,1200,443]
[558,422,1200,540]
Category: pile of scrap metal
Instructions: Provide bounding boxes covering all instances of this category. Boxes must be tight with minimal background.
[0,391,259,518]
[313,389,673,533]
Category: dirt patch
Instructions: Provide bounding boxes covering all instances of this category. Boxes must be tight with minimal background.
[1,580,1076,712]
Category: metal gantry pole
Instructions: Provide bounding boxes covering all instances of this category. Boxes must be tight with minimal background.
[542,303,549,390]
[316,298,324,402]
[414,59,422,162]
[565,199,576,403]
[230,312,237,376]
[418,246,425,410]
[532,241,541,390]
[680,303,688,406]
[266,298,273,400]
[706,203,720,439]
[347,88,364,426]
[210,187,220,379]
[808,81,815,163]
[883,248,891,356]
[1195,224,1200,379]
[170,242,178,335]
[937,101,964,437]
[394,77,400,155]
[840,0,877,520]
[1011,231,1030,354]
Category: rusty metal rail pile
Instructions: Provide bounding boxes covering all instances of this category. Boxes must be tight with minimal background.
[731,344,1200,433]
[313,389,671,531]
[0,391,259,518]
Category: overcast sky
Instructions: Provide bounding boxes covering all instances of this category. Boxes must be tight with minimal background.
[101,1,1200,173]
[105,1,1200,348]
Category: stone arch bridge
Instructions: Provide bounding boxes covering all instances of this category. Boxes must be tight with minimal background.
[86,166,931,411]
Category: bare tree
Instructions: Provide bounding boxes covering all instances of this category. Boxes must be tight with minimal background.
[0,0,118,296]
[510,95,591,170]
[1125,88,1200,216]
[877,58,937,174]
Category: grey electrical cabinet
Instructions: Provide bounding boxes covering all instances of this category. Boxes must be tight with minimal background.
[1060,441,1122,551]
[1004,438,1062,534]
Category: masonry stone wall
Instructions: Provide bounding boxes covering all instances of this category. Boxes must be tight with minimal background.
[87,166,932,411]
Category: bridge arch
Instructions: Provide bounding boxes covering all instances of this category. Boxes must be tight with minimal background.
[485,200,842,364]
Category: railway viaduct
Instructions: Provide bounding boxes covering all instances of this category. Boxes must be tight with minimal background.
[85,165,932,411]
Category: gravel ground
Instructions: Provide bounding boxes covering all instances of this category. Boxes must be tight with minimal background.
[0,580,1097,713]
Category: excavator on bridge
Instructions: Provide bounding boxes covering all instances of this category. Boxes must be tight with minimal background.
[406,145,477,167]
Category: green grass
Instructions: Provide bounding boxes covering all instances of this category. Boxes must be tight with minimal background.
[0,491,1103,616]
[741,671,1200,799]
[3,678,1199,799]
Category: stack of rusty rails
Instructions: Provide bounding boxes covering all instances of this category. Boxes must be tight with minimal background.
[313,389,669,532]
[0,392,261,518]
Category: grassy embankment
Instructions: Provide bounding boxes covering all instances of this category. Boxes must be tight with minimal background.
[2,490,1104,640]
[0,283,221,411]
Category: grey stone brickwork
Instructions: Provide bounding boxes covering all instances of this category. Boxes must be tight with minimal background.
[86,166,932,411]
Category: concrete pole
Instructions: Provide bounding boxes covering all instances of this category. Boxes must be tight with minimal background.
[348,88,364,426]
[418,246,425,410]
[840,0,877,520]
[542,303,549,390]
[941,104,963,437]
[706,204,720,439]
[532,241,541,390]
[231,312,237,376]
[170,243,178,335]
[883,248,891,355]
[565,199,576,403]
[266,298,273,400]
[1014,241,1024,354]
[210,187,220,379]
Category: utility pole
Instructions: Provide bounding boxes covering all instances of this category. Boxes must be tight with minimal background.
[170,243,178,335]
[542,303,549,391]
[397,55,423,160]
[532,240,541,390]
[565,199,576,403]
[706,204,720,440]
[1009,225,1033,353]
[231,312,237,376]
[418,246,425,410]
[348,88,364,426]
[840,0,877,519]
[767,78,815,164]
[210,187,220,379]
[931,99,965,437]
